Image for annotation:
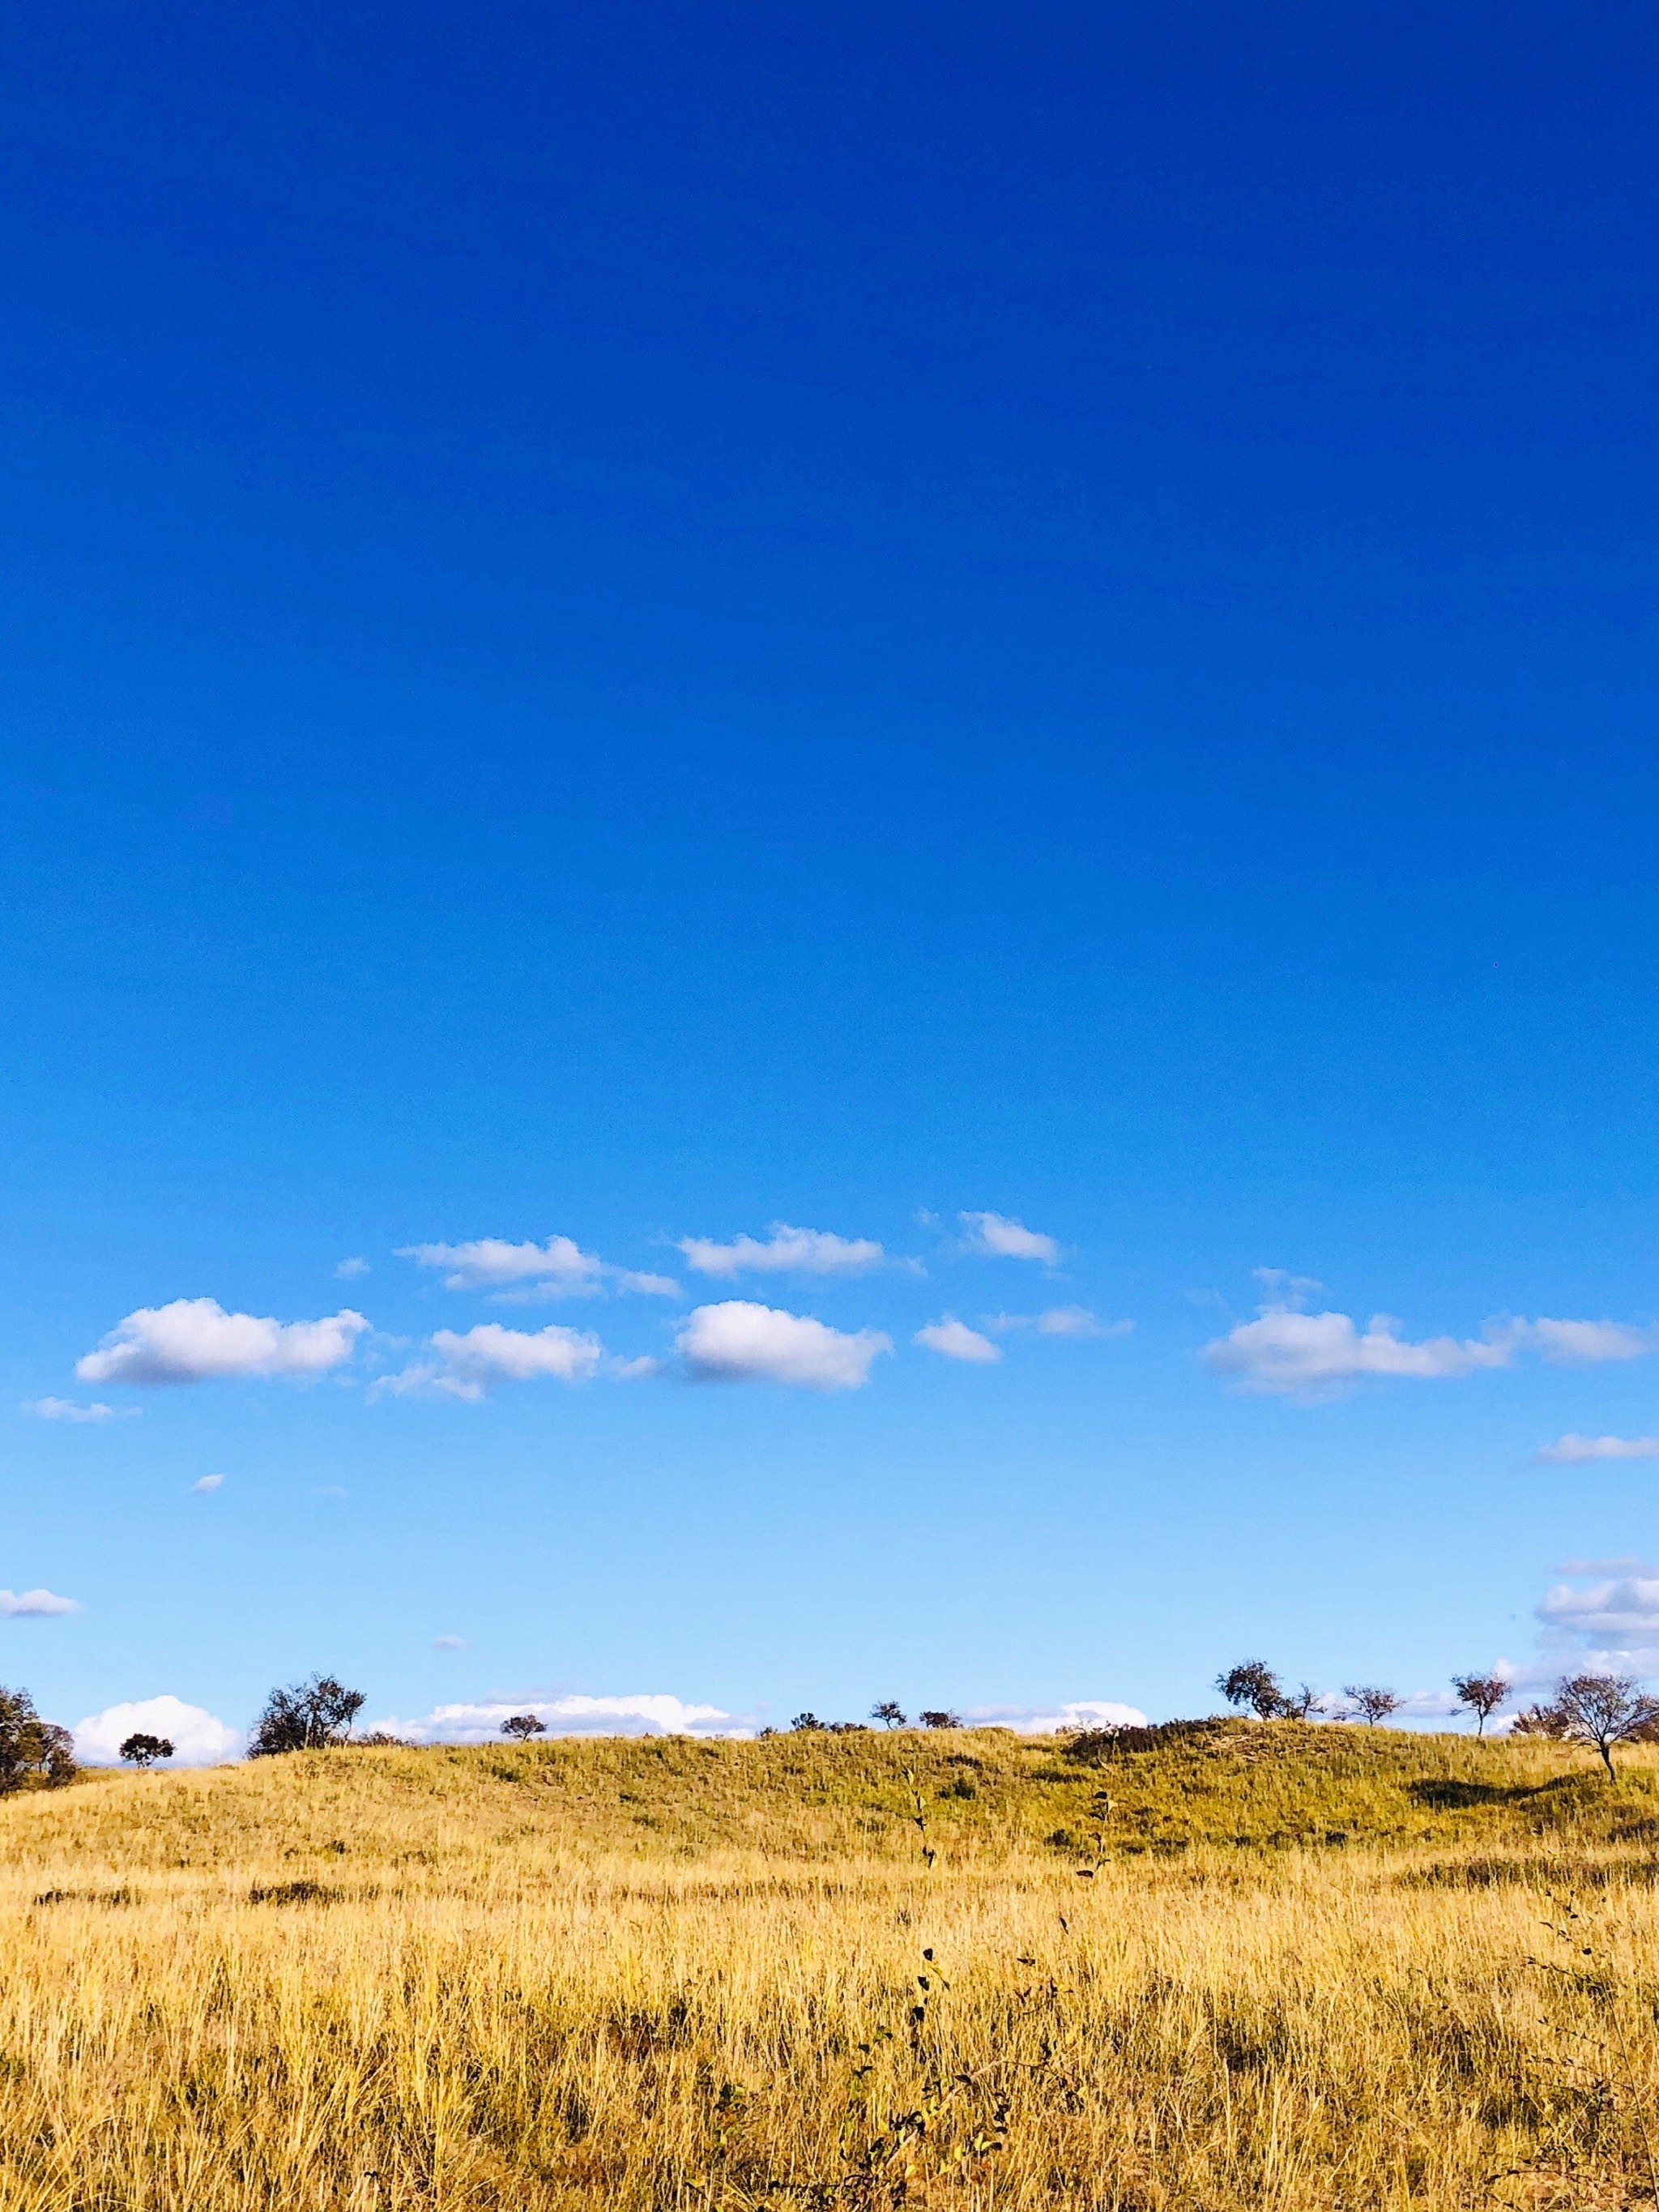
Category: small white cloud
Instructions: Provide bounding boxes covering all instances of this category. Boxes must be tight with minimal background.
[609,1353,662,1381]
[432,1634,467,1650]
[21,1397,139,1423]
[677,1301,891,1390]
[678,1223,885,1278]
[398,1237,676,1300]
[77,1299,369,1387]
[190,1474,225,1493]
[1252,1267,1325,1306]
[1537,1433,1659,1463]
[375,1322,603,1402]
[1538,1572,1659,1645]
[958,1211,1061,1264]
[915,1317,1001,1364]
[0,1587,81,1616]
[335,1257,371,1279]
[74,1694,241,1766]
[966,1699,1147,1734]
[379,1693,739,1742]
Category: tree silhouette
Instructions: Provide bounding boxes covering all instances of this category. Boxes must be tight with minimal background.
[919,1710,962,1730]
[1451,1672,1508,1736]
[248,1674,366,1756]
[1342,1685,1402,1726]
[870,1701,906,1729]
[500,1714,546,1741]
[1217,1660,1287,1719]
[119,1732,174,1767]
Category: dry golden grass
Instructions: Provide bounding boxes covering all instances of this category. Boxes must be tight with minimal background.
[4,1724,1659,2209]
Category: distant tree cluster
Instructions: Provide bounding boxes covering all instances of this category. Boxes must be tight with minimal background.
[0,1685,76,1791]
[248,1675,366,1757]
[1211,1656,1659,1779]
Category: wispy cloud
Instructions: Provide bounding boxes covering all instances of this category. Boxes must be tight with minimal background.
[432,1634,467,1650]
[915,1317,1001,1364]
[379,1693,740,1742]
[398,1236,676,1299]
[1204,1282,1657,1399]
[677,1301,891,1389]
[958,1211,1060,1264]
[375,1322,603,1402]
[678,1224,885,1278]
[77,1300,369,1387]
[986,1307,1132,1340]
[0,1587,80,1616]
[73,1695,240,1765]
[335,1257,371,1279]
[190,1474,225,1493]
[21,1397,139,1423]
[1537,1434,1659,1463]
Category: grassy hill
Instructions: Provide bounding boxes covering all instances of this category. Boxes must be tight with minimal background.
[5,1723,1659,2208]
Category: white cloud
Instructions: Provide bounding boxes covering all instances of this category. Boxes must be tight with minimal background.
[986,1307,1132,1340]
[77,1299,369,1387]
[432,1634,467,1650]
[1537,1434,1659,1463]
[678,1224,885,1278]
[677,1300,891,1390]
[915,1317,1001,1364]
[958,1211,1061,1264]
[375,1322,603,1402]
[398,1236,676,1299]
[22,1397,138,1422]
[966,1699,1147,1734]
[1513,1318,1656,1364]
[380,1693,739,1742]
[190,1474,225,1493]
[335,1257,371,1279]
[0,1587,80,1616]
[74,1695,241,1766]
[1203,1291,1657,1399]
[1537,1572,1659,1646]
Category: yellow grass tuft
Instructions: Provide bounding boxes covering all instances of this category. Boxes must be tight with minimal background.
[4,1724,1659,2207]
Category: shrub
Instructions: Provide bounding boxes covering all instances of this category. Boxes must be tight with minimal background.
[919,1710,962,1730]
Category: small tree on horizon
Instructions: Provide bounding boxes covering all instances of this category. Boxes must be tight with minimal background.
[919,1710,962,1730]
[119,1732,174,1768]
[248,1675,366,1757]
[1545,1672,1659,1779]
[501,1714,546,1741]
[1342,1685,1403,1726]
[1451,1672,1509,1736]
[1217,1660,1287,1719]
[871,1701,906,1729]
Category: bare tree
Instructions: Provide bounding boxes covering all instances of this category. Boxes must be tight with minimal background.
[248,1675,366,1757]
[1281,1683,1326,1720]
[501,1714,546,1741]
[1217,1660,1286,1719]
[119,1732,174,1768]
[1547,1672,1659,1779]
[870,1701,907,1729]
[919,1710,962,1729]
[1341,1684,1402,1726]
[1451,1672,1508,1736]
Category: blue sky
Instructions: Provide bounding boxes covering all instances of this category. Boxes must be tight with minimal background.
[6,0,1659,1753]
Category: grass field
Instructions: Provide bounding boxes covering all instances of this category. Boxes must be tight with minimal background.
[4,1721,1659,2209]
